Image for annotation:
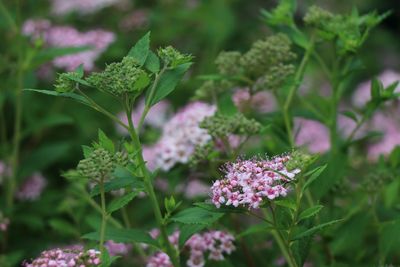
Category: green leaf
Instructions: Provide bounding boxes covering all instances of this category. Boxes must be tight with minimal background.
[107,192,138,214]
[91,167,144,196]
[170,207,223,225]
[144,51,160,73]
[128,32,151,66]
[21,114,74,138]
[24,89,90,106]
[302,164,327,193]
[100,249,120,267]
[148,63,191,106]
[98,129,115,153]
[370,78,383,101]
[291,219,343,241]
[236,223,272,239]
[340,110,358,122]
[194,202,247,214]
[379,219,400,259]
[298,205,323,222]
[49,219,79,237]
[179,224,207,247]
[217,92,238,116]
[274,199,296,211]
[82,227,159,248]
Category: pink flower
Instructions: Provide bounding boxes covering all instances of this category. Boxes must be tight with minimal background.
[119,9,149,31]
[184,179,210,199]
[210,155,300,209]
[153,102,216,171]
[146,252,173,267]
[104,240,132,256]
[232,88,277,113]
[23,248,101,267]
[294,118,330,154]
[352,69,400,108]
[22,19,115,71]
[367,110,400,160]
[16,172,47,201]
[51,0,121,15]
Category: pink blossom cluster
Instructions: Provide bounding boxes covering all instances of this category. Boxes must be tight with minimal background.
[211,156,300,209]
[16,172,47,201]
[294,118,331,154]
[104,240,132,256]
[22,19,115,71]
[117,99,171,134]
[120,9,149,31]
[147,230,235,267]
[51,0,121,15]
[367,109,400,160]
[232,88,277,113]
[23,248,101,267]
[0,161,11,185]
[153,102,216,171]
[352,69,400,108]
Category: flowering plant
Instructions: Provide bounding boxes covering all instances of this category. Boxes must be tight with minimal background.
[1,0,400,266]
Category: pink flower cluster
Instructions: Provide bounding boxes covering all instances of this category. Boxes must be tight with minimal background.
[232,88,277,113]
[211,156,300,209]
[117,99,171,134]
[352,69,400,108]
[22,19,115,71]
[23,248,101,267]
[16,172,47,201]
[51,0,121,15]
[147,230,235,267]
[294,118,330,154]
[104,240,132,256]
[153,102,216,171]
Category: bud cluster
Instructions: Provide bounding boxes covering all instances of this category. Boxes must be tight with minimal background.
[77,148,128,180]
[158,46,193,68]
[87,57,149,98]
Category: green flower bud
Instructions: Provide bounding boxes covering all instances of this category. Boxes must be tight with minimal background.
[303,6,334,27]
[77,148,115,180]
[286,150,314,171]
[87,57,150,98]
[215,51,242,76]
[157,46,193,68]
[54,72,79,93]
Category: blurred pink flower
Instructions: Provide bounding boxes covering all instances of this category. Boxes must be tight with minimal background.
[120,9,149,31]
[22,19,115,71]
[16,172,47,201]
[352,69,400,108]
[367,110,400,160]
[294,118,330,154]
[105,240,132,256]
[184,179,209,199]
[51,0,121,15]
[232,88,277,113]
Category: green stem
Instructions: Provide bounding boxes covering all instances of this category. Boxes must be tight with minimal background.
[137,66,167,131]
[263,208,298,267]
[283,40,314,147]
[125,105,180,267]
[99,178,107,255]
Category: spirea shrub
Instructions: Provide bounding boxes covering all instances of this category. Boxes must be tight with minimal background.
[1,0,400,267]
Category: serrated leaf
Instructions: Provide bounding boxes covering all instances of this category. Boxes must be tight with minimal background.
[24,89,90,106]
[107,192,138,214]
[82,227,159,248]
[128,32,150,66]
[274,199,296,211]
[170,207,223,225]
[148,63,191,106]
[291,219,343,241]
[302,164,327,193]
[98,129,115,153]
[298,205,323,222]
[91,167,143,196]
[144,51,160,73]
[179,224,207,247]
